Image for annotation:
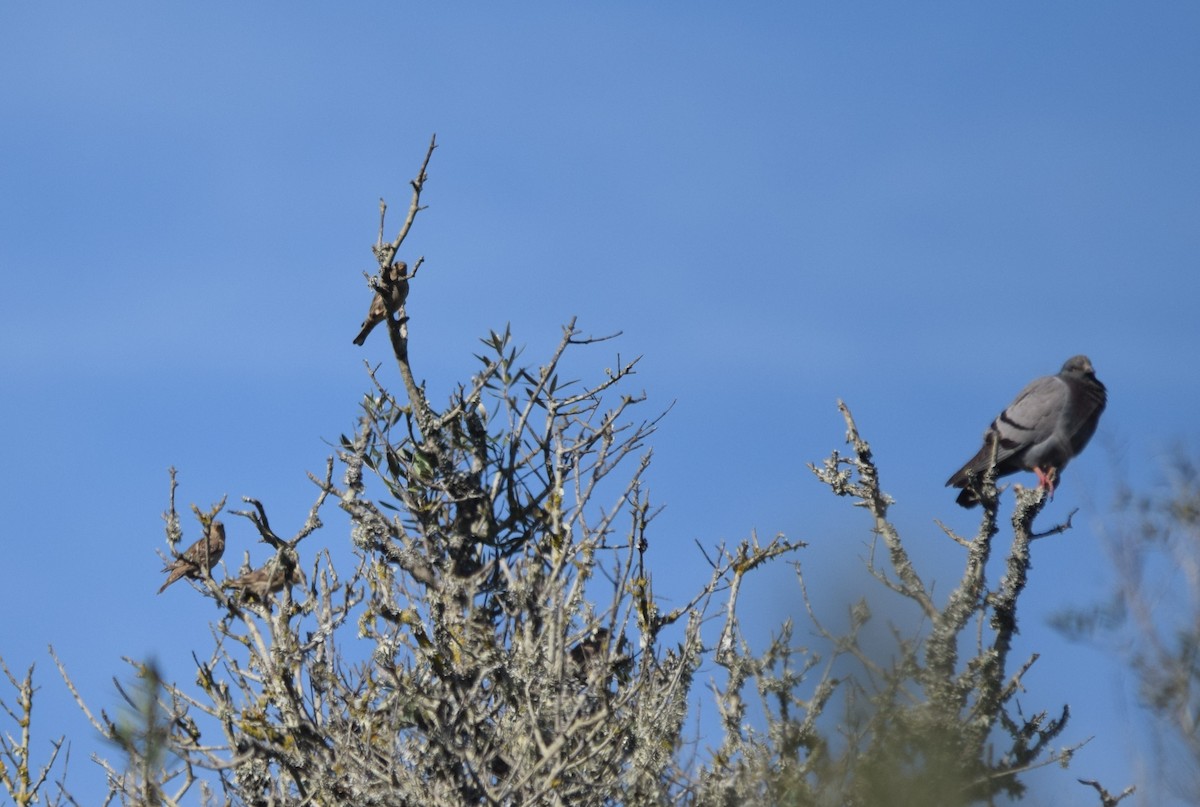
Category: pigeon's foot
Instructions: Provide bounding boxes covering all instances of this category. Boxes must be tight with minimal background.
[1034,466,1058,497]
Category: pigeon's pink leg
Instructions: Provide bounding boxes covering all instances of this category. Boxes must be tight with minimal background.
[1034,467,1058,497]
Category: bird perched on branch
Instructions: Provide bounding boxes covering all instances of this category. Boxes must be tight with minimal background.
[947,355,1107,508]
[224,557,306,601]
[353,261,409,346]
[158,520,226,594]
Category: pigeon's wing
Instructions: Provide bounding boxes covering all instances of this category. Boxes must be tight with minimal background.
[989,375,1068,463]
[946,374,1067,488]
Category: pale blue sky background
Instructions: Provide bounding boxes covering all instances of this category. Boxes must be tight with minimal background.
[2,4,1199,804]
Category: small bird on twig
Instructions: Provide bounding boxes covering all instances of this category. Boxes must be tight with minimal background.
[224,557,307,601]
[158,520,226,594]
[353,261,409,346]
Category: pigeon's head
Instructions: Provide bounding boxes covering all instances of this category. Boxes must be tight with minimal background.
[1060,355,1096,377]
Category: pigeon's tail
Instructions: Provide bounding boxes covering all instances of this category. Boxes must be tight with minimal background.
[947,441,996,508]
[954,487,981,509]
[352,323,373,346]
[946,444,992,490]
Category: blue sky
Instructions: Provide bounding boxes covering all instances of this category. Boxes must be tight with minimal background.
[2,3,1199,804]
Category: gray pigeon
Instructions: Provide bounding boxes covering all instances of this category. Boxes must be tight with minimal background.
[947,355,1106,508]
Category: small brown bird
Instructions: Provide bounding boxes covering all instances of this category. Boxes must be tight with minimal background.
[224,557,307,601]
[158,520,226,594]
[353,261,409,346]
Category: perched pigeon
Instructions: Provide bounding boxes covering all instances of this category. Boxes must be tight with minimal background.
[947,355,1107,508]
[158,520,226,594]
